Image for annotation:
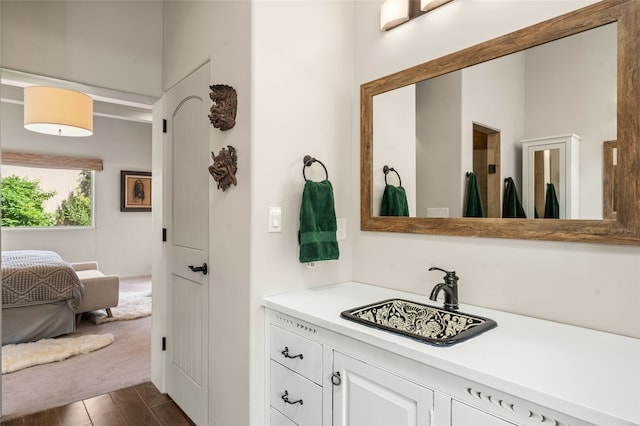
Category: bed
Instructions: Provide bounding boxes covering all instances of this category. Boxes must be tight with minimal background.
[1,250,84,345]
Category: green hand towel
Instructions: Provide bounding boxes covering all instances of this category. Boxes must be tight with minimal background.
[502,177,527,218]
[544,182,560,219]
[298,180,339,263]
[464,172,484,218]
[380,184,409,216]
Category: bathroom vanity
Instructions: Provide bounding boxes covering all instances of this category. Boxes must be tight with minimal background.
[262,282,640,426]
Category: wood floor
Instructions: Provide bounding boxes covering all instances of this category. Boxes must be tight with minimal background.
[1,382,194,426]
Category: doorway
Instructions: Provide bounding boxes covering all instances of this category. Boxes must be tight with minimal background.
[0,70,156,417]
[472,123,501,218]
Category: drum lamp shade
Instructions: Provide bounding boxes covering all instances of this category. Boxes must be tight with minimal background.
[23,86,93,137]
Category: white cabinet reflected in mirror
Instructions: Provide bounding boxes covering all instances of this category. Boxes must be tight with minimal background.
[521,134,580,220]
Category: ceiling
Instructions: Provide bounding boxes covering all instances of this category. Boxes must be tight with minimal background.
[1,68,156,124]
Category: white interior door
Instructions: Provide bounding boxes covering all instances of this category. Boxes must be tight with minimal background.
[165,62,210,425]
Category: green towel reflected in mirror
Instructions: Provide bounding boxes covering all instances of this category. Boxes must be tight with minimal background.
[464,172,484,218]
[544,182,560,219]
[380,184,409,216]
[502,177,526,218]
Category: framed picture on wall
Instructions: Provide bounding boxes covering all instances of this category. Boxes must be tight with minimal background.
[120,170,152,212]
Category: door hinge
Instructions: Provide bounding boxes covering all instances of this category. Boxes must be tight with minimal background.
[162,337,166,351]
[162,119,167,133]
[162,228,167,242]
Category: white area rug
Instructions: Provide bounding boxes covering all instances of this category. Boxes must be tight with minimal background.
[87,291,152,324]
[2,333,114,374]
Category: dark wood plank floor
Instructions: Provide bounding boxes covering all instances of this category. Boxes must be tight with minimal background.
[1,382,195,426]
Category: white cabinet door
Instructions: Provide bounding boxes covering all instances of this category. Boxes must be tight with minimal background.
[333,351,433,426]
[451,400,516,426]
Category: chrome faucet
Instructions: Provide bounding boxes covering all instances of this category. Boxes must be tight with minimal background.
[429,267,459,311]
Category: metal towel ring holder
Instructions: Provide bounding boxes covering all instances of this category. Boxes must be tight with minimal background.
[383,165,402,187]
[303,155,329,181]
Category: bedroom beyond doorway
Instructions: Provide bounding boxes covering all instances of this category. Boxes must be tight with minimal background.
[1,276,152,420]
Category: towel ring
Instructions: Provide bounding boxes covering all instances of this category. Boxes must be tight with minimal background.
[303,155,328,181]
[383,165,402,187]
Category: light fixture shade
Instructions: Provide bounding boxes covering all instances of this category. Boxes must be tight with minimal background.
[24,86,93,137]
[380,0,410,31]
[421,0,453,13]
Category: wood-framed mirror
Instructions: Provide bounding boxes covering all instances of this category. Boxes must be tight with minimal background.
[361,0,640,245]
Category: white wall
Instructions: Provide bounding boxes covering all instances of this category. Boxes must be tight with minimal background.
[252,2,354,424]
[162,2,253,425]
[163,2,354,425]
[251,1,353,424]
[353,0,640,339]
[250,0,354,316]
[0,0,162,98]
[1,102,152,277]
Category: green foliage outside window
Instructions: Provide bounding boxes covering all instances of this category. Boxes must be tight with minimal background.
[1,175,56,227]
[1,170,93,227]
[54,171,92,226]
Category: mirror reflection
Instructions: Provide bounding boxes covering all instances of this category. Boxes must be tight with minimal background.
[532,148,561,219]
[372,23,616,220]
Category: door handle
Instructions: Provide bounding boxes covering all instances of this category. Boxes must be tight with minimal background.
[188,263,208,275]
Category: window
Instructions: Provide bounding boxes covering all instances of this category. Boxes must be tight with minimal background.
[1,152,102,228]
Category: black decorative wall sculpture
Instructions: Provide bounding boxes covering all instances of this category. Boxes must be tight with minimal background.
[209,145,238,192]
[208,85,237,131]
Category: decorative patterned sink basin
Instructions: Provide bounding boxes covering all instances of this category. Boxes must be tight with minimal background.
[341,299,497,346]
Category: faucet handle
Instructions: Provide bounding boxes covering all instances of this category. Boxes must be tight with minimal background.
[428,267,459,284]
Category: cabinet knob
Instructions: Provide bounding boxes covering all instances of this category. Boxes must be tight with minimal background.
[331,371,342,386]
[281,390,303,405]
[281,346,304,360]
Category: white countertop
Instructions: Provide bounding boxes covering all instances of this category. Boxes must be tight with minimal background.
[261,281,640,426]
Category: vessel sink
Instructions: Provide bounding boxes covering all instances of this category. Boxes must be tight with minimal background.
[341,299,497,346]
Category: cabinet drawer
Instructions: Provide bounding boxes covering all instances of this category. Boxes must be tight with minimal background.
[270,361,322,426]
[270,407,297,426]
[452,400,516,426]
[270,325,322,384]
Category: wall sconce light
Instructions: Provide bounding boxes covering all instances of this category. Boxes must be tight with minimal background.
[381,0,454,31]
[421,0,453,13]
[23,86,93,137]
[380,0,410,31]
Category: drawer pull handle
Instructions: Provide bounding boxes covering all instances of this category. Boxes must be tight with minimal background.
[331,371,342,386]
[281,346,304,360]
[281,390,303,405]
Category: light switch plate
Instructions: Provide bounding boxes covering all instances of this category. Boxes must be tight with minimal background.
[268,207,282,233]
